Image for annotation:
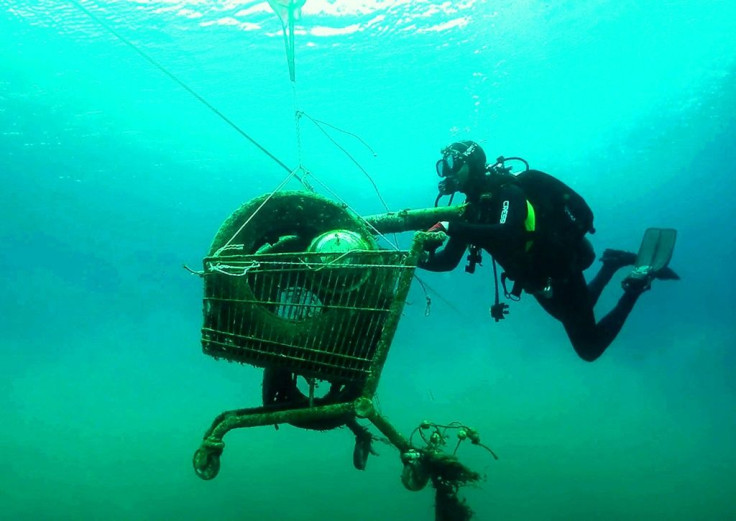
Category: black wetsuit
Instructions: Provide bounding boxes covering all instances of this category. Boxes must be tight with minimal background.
[420,176,642,362]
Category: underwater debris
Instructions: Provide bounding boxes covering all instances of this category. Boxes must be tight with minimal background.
[193,191,494,521]
[402,420,496,521]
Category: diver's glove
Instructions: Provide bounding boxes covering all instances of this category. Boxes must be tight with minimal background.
[428,221,450,233]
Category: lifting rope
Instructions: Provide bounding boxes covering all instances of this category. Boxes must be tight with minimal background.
[69,0,393,228]
[68,0,308,187]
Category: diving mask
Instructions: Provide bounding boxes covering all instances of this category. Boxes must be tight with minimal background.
[435,141,478,179]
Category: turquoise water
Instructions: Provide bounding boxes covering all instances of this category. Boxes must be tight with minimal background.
[1,1,735,519]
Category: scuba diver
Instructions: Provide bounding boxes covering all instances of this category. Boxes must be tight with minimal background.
[420,140,679,362]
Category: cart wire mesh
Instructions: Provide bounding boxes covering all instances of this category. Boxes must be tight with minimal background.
[201,250,415,383]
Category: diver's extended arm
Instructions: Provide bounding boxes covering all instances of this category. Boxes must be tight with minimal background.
[446,221,518,243]
[446,184,527,245]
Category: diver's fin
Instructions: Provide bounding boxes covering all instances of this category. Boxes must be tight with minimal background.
[623,228,678,292]
[655,266,680,280]
[636,227,677,272]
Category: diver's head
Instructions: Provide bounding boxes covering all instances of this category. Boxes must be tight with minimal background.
[436,140,487,196]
